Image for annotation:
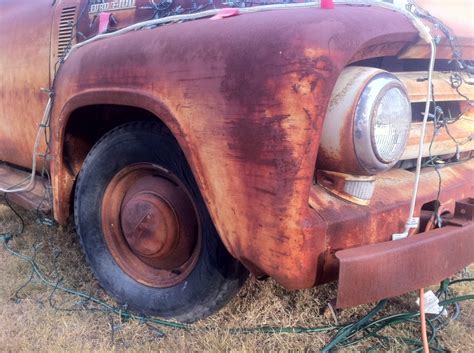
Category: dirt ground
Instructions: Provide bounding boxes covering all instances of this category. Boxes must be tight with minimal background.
[0,199,473,352]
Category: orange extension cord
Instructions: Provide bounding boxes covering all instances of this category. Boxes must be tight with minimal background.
[420,288,429,353]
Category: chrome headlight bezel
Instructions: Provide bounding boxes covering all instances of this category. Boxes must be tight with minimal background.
[353,72,412,174]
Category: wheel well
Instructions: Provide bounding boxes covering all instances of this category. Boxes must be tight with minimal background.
[63,105,169,215]
[63,104,159,177]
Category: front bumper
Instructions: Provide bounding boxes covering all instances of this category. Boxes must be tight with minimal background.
[336,220,474,308]
[309,159,473,306]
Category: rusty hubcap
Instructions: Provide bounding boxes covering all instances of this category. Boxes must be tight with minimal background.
[102,163,201,287]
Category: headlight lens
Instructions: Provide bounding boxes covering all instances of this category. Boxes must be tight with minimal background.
[372,86,412,163]
[354,73,411,173]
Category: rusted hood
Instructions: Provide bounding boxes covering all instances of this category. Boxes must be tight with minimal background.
[77,0,473,60]
[400,0,474,60]
[77,0,310,41]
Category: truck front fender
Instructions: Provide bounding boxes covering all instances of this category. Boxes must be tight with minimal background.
[51,5,419,288]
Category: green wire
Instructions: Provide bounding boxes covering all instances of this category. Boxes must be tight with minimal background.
[229,325,336,334]
[321,300,388,352]
[439,294,474,306]
[1,237,190,330]
[1,232,472,351]
[0,235,338,334]
[448,278,474,286]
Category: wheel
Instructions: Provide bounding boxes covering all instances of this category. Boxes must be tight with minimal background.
[74,121,248,322]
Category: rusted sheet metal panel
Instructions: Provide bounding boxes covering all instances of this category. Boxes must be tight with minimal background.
[309,159,474,284]
[402,115,474,160]
[335,222,474,308]
[50,6,419,289]
[0,163,51,213]
[446,197,474,226]
[0,0,52,170]
[397,71,474,103]
[399,0,474,60]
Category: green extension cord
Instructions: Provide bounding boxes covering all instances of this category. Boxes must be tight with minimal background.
[1,231,472,351]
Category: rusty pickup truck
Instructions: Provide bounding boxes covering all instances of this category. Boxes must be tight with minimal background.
[0,0,473,322]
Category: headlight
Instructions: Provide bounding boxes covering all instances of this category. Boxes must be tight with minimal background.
[318,67,412,176]
[354,73,412,173]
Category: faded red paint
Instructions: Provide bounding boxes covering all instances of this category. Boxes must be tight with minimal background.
[1,0,473,307]
[0,0,52,169]
[50,5,421,289]
[336,221,474,308]
[310,160,474,285]
[336,197,474,308]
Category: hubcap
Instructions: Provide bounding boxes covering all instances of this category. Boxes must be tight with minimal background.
[121,192,178,263]
[102,163,201,287]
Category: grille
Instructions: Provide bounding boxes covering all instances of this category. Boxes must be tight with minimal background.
[57,6,77,58]
[397,71,474,162]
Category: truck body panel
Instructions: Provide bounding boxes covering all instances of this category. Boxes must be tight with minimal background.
[51,5,420,288]
[0,0,472,308]
[0,0,53,168]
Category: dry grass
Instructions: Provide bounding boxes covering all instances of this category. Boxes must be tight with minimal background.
[0,199,472,352]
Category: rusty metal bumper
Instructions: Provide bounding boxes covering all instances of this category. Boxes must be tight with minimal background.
[335,221,474,308]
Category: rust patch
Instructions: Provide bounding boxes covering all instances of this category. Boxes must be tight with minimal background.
[311,160,474,285]
[46,5,422,290]
[102,163,201,287]
[336,221,474,308]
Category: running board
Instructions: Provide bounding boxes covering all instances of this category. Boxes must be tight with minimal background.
[0,163,51,213]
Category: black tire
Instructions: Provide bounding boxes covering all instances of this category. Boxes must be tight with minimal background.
[74,121,248,322]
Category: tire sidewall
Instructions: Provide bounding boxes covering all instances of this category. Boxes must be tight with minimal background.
[75,123,246,322]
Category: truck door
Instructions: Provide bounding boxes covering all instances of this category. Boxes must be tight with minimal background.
[0,0,55,170]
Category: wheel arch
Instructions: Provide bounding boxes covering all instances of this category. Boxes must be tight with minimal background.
[51,89,198,226]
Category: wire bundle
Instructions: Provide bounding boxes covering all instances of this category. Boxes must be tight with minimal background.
[0,199,472,351]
